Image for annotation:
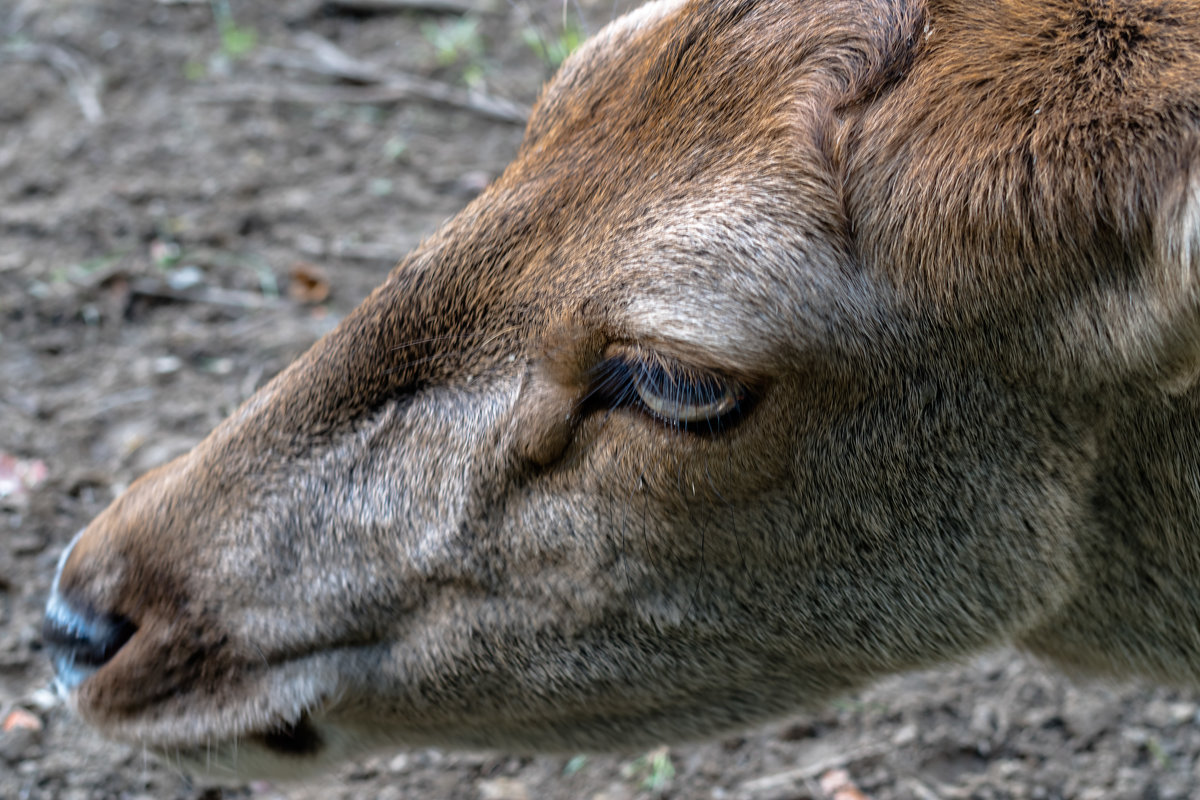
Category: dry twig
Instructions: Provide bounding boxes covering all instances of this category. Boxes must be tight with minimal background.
[129,279,283,311]
[196,81,526,124]
[323,0,481,14]
[0,41,103,122]
[260,31,389,84]
[208,31,528,124]
[735,743,889,800]
[291,233,407,263]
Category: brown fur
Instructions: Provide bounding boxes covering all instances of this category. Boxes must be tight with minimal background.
[45,0,1200,778]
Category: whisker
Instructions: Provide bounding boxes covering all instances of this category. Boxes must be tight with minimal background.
[386,324,524,356]
[683,502,715,622]
[382,325,527,378]
[702,462,746,574]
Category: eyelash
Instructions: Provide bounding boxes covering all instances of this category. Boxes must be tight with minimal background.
[587,352,750,434]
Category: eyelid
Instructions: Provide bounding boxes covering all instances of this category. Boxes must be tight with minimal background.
[606,337,764,386]
[589,347,751,431]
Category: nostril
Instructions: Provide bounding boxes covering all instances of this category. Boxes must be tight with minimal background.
[43,603,136,666]
[43,591,137,690]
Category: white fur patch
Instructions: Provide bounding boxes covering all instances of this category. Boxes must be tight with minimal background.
[1164,172,1200,292]
[617,184,860,371]
[1151,171,1200,391]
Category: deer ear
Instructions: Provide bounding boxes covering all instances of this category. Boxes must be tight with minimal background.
[895,0,1200,393]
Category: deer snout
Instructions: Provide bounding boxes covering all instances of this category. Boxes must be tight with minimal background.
[38,459,216,713]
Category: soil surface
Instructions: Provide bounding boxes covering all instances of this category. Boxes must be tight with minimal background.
[1,1,1198,799]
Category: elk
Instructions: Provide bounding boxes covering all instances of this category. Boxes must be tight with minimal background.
[42,0,1200,780]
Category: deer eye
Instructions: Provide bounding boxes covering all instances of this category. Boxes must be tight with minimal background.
[631,360,743,424]
[591,353,749,432]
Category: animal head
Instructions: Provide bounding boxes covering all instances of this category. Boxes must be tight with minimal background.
[43,0,1200,779]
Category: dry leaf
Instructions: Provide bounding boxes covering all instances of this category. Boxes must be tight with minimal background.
[288,261,331,304]
[0,453,49,509]
[819,768,871,800]
[3,708,43,733]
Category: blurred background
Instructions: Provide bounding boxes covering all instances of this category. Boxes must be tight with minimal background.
[1,1,1198,798]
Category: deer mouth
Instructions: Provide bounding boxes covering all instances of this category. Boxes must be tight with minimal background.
[153,710,336,781]
[251,713,324,757]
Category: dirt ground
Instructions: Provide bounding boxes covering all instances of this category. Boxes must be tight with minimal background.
[1,1,1199,798]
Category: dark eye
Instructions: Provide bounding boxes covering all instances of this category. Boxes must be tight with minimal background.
[590,353,749,432]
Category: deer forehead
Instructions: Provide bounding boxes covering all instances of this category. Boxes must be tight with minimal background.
[613,189,854,367]
[497,0,904,366]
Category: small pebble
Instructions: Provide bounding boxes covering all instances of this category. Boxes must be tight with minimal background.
[477,777,530,800]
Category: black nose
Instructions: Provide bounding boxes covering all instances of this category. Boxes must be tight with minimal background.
[43,590,136,691]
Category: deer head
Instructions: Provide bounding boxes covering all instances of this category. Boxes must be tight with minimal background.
[43,0,1200,779]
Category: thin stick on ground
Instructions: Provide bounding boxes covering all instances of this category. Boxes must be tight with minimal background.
[0,41,103,122]
[195,80,527,124]
[202,31,528,124]
[323,0,482,15]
